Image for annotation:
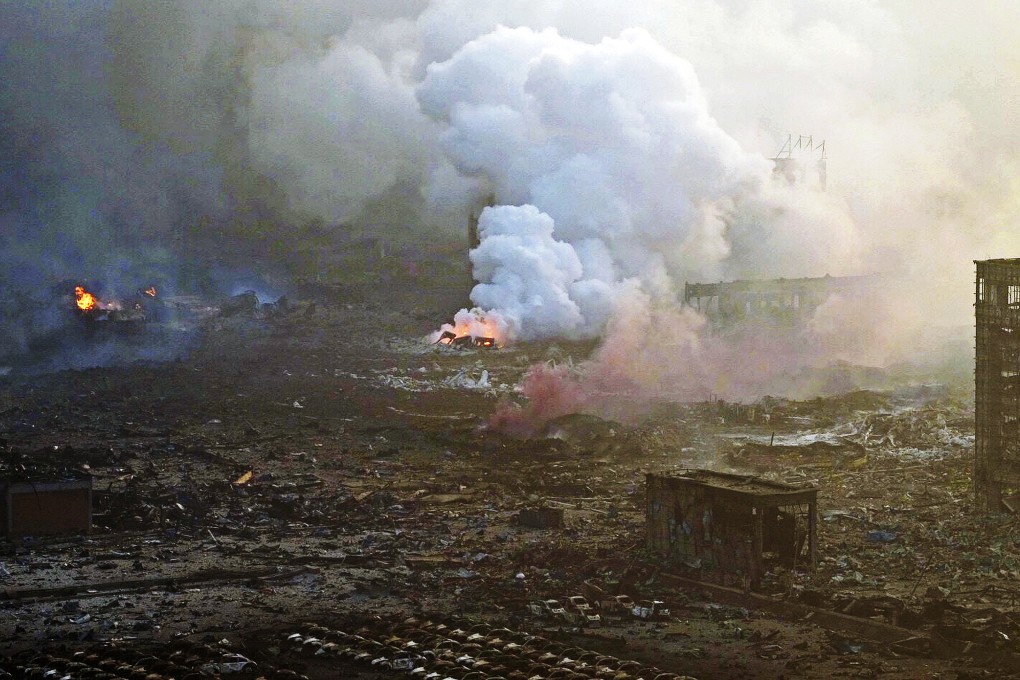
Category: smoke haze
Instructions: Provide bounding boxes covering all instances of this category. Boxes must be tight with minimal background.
[2,0,1016,392]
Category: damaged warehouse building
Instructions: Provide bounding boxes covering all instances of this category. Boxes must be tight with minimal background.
[645,471,818,588]
[975,258,1020,512]
[683,273,875,325]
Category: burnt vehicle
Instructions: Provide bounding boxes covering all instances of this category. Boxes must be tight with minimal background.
[527,599,571,623]
[632,600,670,621]
[599,594,636,619]
[200,653,257,674]
[566,595,602,626]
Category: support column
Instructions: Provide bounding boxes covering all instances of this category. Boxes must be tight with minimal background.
[752,506,764,588]
[807,500,817,569]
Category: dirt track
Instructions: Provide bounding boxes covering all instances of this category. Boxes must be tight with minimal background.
[0,283,1016,680]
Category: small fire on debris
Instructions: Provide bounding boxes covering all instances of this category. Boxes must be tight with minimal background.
[74,286,98,312]
[432,310,505,349]
[71,284,159,325]
[435,330,497,348]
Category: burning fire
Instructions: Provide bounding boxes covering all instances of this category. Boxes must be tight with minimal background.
[143,286,157,297]
[73,285,124,313]
[74,286,97,311]
[431,308,508,348]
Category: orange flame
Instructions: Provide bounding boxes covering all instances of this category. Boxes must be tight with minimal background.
[446,319,502,341]
[74,286,97,311]
[434,309,506,347]
[143,286,157,297]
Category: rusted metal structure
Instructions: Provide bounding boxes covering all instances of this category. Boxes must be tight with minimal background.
[683,274,873,325]
[2,446,93,538]
[974,258,1020,512]
[2,479,93,538]
[646,470,817,587]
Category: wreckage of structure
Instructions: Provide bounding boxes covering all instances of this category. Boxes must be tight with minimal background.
[683,274,874,325]
[1,454,93,538]
[646,470,817,587]
[975,258,1020,512]
[435,330,497,348]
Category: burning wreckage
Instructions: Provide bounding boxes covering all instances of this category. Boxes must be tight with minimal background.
[434,329,498,348]
[432,312,503,349]
[69,283,290,331]
[0,282,177,371]
[72,284,162,327]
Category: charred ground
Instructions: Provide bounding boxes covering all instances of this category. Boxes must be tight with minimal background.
[0,282,1015,680]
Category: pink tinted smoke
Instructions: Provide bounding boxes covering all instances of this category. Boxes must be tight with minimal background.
[488,363,586,437]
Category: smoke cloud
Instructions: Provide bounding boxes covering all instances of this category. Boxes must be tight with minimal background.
[0,2,228,363]
[2,0,1016,394]
[417,25,866,343]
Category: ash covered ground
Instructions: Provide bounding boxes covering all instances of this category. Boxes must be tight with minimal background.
[0,282,1014,680]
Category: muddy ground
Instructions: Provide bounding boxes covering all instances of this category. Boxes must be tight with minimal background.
[0,283,1017,680]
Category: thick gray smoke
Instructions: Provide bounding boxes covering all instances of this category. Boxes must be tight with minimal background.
[0,2,229,364]
[3,0,1016,387]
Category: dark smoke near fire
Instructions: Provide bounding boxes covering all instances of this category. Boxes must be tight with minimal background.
[0,1,1011,399]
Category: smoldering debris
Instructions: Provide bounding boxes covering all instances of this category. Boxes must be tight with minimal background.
[0,285,313,376]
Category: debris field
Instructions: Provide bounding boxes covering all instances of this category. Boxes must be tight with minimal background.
[0,283,1016,680]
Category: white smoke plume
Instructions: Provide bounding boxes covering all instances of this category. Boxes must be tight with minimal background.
[417,25,862,343]
[469,205,591,340]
